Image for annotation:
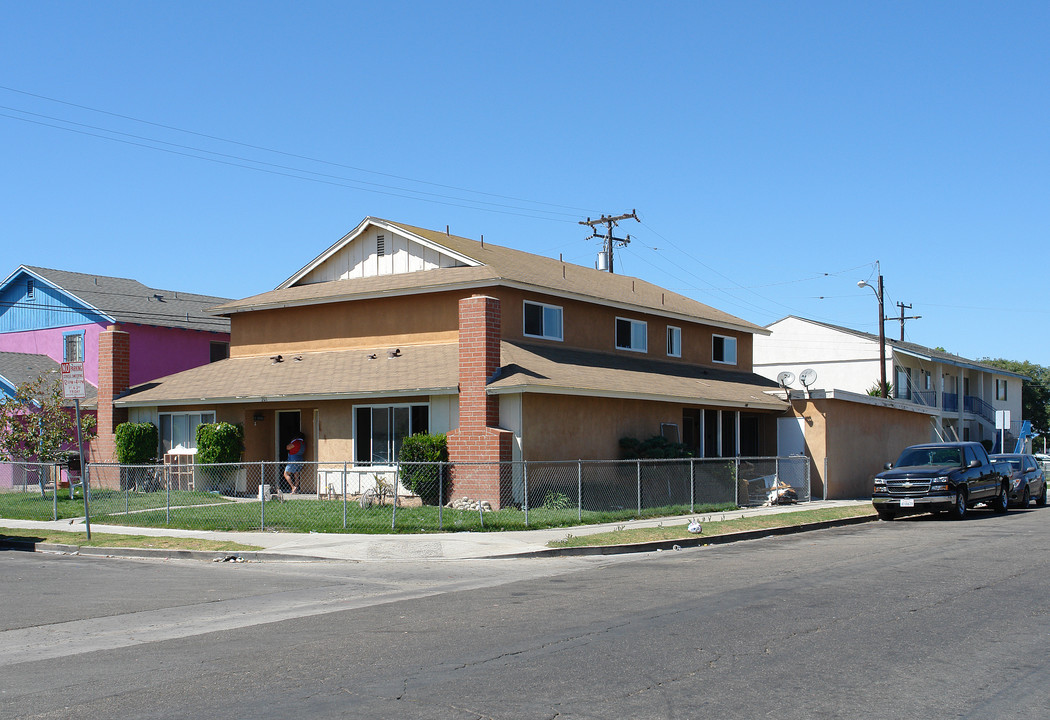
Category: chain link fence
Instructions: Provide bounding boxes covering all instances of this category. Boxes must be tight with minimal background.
[0,456,809,533]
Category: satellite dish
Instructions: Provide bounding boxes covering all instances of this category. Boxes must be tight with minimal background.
[777,371,796,387]
[799,369,817,387]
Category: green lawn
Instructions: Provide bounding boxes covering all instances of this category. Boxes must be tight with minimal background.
[0,488,234,521]
[1,489,737,533]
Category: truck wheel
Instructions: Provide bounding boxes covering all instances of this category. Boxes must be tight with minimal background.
[993,483,1009,514]
[1037,483,1047,508]
[951,490,968,520]
[876,508,895,521]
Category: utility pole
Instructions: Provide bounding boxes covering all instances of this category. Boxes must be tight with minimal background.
[580,210,639,273]
[890,301,921,341]
[858,268,887,398]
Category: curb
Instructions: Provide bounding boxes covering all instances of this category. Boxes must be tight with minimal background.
[0,539,333,563]
[492,513,879,558]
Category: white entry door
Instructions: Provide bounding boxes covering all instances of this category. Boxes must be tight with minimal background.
[777,416,806,456]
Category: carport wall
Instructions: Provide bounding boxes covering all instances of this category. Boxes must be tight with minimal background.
[792,393,937,499]
[513,393,780,461]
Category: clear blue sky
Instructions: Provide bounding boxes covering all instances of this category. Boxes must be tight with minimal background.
[3,1,1047,364]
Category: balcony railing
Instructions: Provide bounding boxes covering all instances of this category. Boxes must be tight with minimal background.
[964,395,995,422]
[943,392,958,412]
[912,390,937,408]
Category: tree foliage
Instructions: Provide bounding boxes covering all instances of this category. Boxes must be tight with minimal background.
[980,358,1050,433]
[0,374,96,462]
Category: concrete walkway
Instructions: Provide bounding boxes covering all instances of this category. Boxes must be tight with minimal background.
[0,500,873,562]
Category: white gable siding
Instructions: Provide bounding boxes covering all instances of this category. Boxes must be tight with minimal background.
[298,228,467,285]
[753,317,884,394]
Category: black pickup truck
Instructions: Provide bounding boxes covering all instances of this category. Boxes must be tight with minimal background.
[872,441,1010,520]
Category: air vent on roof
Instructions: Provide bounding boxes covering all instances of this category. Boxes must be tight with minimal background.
[377,234,385,257]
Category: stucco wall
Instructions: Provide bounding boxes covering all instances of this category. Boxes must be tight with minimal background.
[518,393,778,461]
[0,324,228,387]
[230,285,755,372]
[230,292,462,357]
[795,397,935,499]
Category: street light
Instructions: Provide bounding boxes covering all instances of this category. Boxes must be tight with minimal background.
[858,273,887,399]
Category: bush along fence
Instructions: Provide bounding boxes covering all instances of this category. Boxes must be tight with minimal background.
[0,456,810,534]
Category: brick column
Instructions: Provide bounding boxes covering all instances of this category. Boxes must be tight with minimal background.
[93,324,130,469]
[447,295,513,508]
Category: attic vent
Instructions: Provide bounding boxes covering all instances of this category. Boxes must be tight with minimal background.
[376,234,386,257]
[26,279,34,299]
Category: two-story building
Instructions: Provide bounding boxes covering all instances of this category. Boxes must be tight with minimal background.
[754,316,1025,448]
[115,217,789,502]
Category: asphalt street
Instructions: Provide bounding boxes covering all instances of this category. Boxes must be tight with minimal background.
[2,506,1049,719]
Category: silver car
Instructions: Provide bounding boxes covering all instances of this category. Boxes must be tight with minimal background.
[990,453,1047,507]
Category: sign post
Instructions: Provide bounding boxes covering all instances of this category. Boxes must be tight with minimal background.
[61,362,90,539]
[995,410,1011,455]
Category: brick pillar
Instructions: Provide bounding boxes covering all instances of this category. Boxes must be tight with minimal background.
[93,324,130,469]
[447,295,513,508]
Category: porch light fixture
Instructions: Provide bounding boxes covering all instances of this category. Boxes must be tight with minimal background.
[857,265,887,399]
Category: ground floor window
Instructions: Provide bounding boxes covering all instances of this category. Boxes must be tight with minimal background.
[354,404,429,463]
[159,411,216,454]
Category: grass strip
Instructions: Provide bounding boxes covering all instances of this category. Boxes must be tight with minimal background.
[0,527,263,552]
[548,505,877,548]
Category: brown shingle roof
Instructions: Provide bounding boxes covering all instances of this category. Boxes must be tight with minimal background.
[493,342,787,410]
[212,218,763,335]
[115,344,459,406]
[115,339,786,411]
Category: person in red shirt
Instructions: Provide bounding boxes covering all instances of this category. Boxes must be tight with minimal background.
[284,434,306,493]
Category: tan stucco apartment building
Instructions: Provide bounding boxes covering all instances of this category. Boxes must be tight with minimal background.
[115,217,788,501]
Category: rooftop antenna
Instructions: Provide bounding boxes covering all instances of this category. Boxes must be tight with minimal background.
[580,210,639,273]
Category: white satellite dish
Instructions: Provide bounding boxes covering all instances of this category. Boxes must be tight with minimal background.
[777,371,796,387]
[799,369,817,387]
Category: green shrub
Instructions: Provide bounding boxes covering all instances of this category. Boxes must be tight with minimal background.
[398,433,448,505]
[619,435,693,459]
[115,422,158,464]
[195,422,244,464]
[542,491,572,510]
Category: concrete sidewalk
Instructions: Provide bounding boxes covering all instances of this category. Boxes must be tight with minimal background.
[0,500,873,562]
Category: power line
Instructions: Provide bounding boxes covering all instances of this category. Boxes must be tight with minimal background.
[0,85,602,218]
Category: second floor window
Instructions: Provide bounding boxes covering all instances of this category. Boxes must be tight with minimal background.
[63,331,84,362]
[523,301,563,341]
[996,378,1008,401]
[712,334,737,364]
[667,326,682,357]
[616,318,647,352]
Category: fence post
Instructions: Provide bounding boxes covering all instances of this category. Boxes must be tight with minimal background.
[438,461,444,531]
[259,461,265,530]
[391,464,399,531]
[523,461,529,526]
[52,465,58,521]
[690,457,694,514]
[342,461,348,530]
[577,460,583,523]
[160,463,167,523]
[636,460,641,516]
[735,457,741,507]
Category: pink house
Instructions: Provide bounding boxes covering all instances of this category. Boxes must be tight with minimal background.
[0,265,231,461]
